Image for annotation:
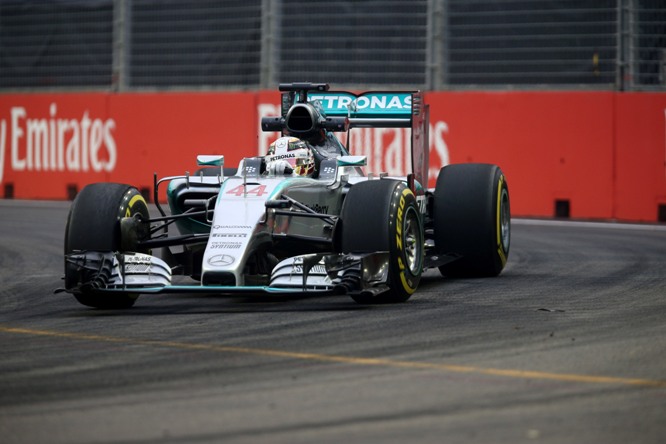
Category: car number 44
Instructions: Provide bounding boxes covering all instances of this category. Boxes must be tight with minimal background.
[225,184,268,197]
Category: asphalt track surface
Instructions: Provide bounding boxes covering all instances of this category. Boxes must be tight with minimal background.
[0,199,664,444]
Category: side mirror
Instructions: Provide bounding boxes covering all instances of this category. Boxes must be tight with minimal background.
[197,155,224,167]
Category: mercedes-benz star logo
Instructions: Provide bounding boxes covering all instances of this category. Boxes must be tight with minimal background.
[207,254,235,266]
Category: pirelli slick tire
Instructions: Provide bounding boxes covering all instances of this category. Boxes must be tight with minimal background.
[434,164,510,277]
[64,183,150,309]
[340,179,423,304]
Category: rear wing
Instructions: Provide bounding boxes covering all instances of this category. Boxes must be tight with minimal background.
[276,83,430,187]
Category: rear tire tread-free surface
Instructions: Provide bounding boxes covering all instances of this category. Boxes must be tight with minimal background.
[434,163,510,277]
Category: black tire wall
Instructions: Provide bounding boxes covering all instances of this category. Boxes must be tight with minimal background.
[434,164,510,277]
[340,179,423,303]
[64,183,149,308]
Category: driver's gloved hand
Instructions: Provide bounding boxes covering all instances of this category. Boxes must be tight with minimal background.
[266,160,293,175]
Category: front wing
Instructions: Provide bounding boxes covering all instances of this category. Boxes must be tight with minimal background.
[63,251,392,298]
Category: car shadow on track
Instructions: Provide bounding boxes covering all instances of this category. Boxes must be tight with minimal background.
[63,289,444,316]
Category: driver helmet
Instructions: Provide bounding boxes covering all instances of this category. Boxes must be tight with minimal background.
[266,136,315,177]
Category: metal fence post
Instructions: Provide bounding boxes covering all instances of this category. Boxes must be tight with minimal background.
[617,0,638,91]
[427,0,446,90]
[626,0,637,90]
[112,0,131,91]
[260,0,281,89]
[616,0,624,90]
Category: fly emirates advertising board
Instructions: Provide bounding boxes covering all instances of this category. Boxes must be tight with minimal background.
[1,91,665,222]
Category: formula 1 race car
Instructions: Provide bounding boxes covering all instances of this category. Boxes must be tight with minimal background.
[62,83,510,308]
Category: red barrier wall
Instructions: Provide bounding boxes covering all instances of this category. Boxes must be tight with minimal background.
[1,91,665,222]
[613,93,666,221]
[426,92,617,219]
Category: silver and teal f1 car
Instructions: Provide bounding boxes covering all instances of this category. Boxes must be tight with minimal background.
[62,83,510,308]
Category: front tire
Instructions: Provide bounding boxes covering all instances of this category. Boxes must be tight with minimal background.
[65,183,150,308]
[339,180,423,303]
[433,164,510,277]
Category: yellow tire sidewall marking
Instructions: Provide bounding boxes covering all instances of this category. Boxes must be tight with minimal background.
[396,187,418,294]
[496,175,507,266]
[126,193,146,217]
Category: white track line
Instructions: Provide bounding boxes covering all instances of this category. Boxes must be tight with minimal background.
[513,218,666,232]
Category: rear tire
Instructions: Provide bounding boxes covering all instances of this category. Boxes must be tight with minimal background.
[65,183,150,308]
[339,180,423,303]
[433,164,510,277]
